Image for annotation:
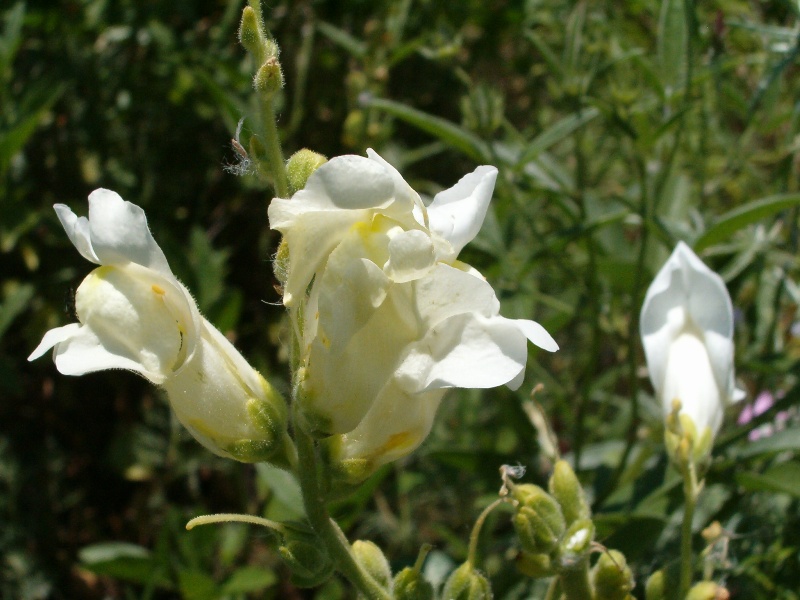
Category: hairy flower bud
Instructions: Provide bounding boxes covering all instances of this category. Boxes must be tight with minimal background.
[238,6,262,57]
[287,149,328,194]
[548,460,590,526]
[512,484,566,555]
[686,582,730,600]
[254,58,284,96]
[556,519,595,570]
[592,550,635,600]
[352,540,392,594]
[393,566,435,600]
[516,552,554,579]
[441,563,492,600]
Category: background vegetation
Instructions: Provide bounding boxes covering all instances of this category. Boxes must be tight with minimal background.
[2,0,800,597]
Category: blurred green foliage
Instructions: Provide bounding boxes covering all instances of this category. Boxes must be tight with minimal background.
[3,0,800,598]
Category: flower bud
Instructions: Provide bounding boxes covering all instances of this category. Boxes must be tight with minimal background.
[277,523,333,588]
[686,582,730,600]
[516,552,554,579]
[287,149,328,194]
[238,7,263,57]
[254,57,284,96]
[352,540,392,593]
[644,569,667,600]
[512,484,566,555]
[556,519,594,570]
[441,563,492,600]
[548,460,590,526]
[592,550,635,600]
[393,566,435,600]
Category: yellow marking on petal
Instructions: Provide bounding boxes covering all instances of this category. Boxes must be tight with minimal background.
[152,284,166,295]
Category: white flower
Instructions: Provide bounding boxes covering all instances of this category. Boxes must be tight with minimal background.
[269,150,557,479]
[29,189,287,463]
[640,242,744,440]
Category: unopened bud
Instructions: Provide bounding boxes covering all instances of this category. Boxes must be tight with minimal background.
[393,566,435,600]
[516,551,554,578]
[686,581,730,600]
[254,58,284,96]
[592,550,634,600]
[352,540,392,593]
[549,460,590,526]
[278,523,333,588]
[441,563,492,600]
[512,484,566,555]
[238,7,263,56]
[557,518,594,569]
[287,149,327,194]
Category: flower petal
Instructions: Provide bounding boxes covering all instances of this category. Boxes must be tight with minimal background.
[385,229,435,283]
[513,318,559,353]
[427,165,498,256]
[86,189,172,275]
[54,204,100,264]
[28,323,83,361]
[299,154,396,210]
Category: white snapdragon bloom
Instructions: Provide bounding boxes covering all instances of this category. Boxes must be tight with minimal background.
[269,150,557,481]
[640,242,744,447]
[29,189,288,463]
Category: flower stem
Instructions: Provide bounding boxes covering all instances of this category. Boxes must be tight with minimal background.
[261,95,290,198]
[679,460,700,597]
[294,421,390,600]
[559,559,593,600]
[467,498,506,568]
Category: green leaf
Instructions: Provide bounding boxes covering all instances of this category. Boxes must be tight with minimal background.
[0,84,65,174]
[516,107,600,167]
[694,193,800,251]
[736,461,800,498]
[178,569,219,600]
[222,566,277,594]
[363,97,491,163]
[255,463,305,519]
[0,283,33,340]
[657,0,687,95]
[728,427,800,460]
[316,21,366,58]
[79,543,171,588]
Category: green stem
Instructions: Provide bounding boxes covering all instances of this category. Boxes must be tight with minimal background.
[679,461,700,597]
[559,558,593,600]
[294,423,391,600]
[467,498,505,568]
[261,95,290,198]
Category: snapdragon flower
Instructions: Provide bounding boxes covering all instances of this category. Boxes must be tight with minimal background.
[269,150,557,481]
[29,189,288,463]
[640,242,744,453]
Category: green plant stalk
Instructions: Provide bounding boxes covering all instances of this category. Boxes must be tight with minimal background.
[559,558,593,600]
[467,498,505,568]
[679,459,700,597]
[261,95,290,198]
[294,420,391,600]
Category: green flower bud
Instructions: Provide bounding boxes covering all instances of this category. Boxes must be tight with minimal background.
[441,563,493,600]
[556,519,595,570]
[516,552,554,579]
[287,149,328,194]
[254,58,284,96]
[238,7,263,56]
[393,566,435,600]
[277,523,333,588]
[644,570,665,600]
[273,238,290,288]
[548,460,590,526]
[512,484,566,555]
[352,540,392,593]
[592,550,634,600]
[686,582,729,600]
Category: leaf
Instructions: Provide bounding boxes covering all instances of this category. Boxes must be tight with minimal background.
[79,543,171,588]
[728,427,800,460]
[0,283,33,340]
[316,21,366,58]
[657,0,688,95]
[255,462,305,519]
[363,97,491,163]
[222,566,277,594]
[736,461,800,498]
[694,193,800,251]
[178,569,218,600]
[516,107,599,167]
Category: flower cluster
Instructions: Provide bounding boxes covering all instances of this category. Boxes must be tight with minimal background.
[269,150,558,481]
[29,190,288,463]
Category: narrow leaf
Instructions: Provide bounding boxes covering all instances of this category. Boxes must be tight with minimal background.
[657,0,688,95]
[695,193,800,251]
[517,107,599,166]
